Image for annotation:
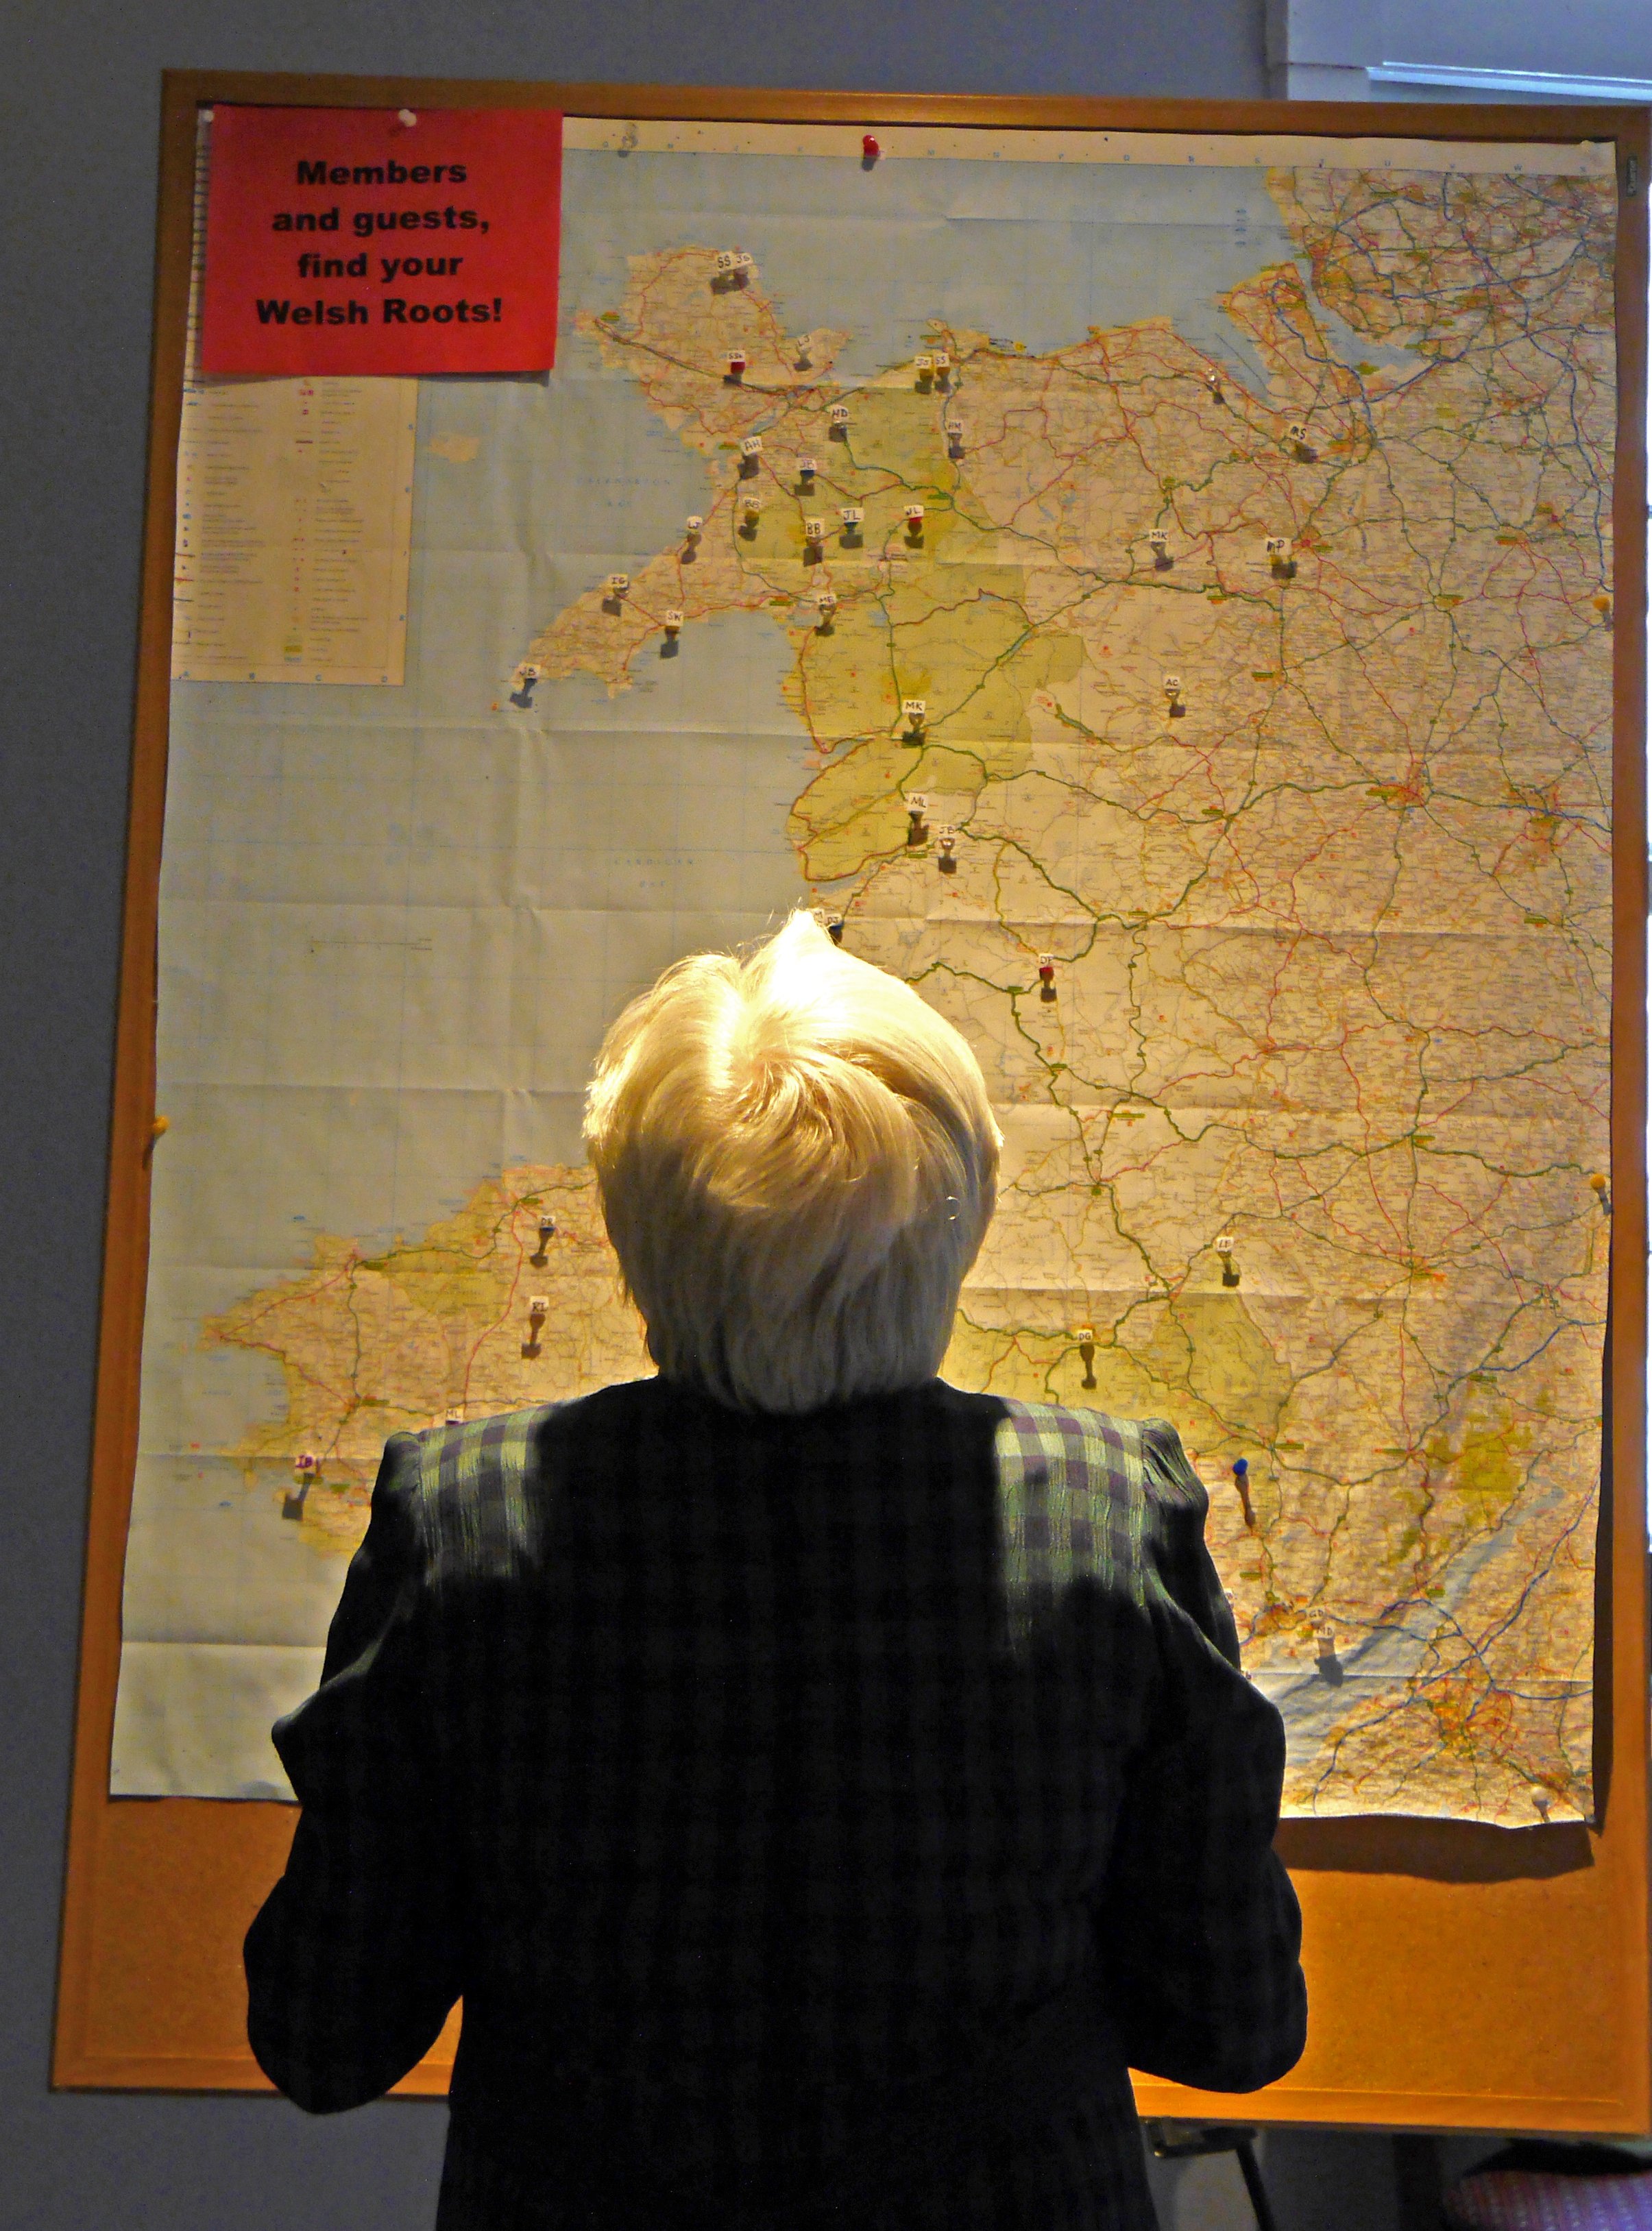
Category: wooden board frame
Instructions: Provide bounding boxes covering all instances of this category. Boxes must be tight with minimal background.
[54,70,1651,2131]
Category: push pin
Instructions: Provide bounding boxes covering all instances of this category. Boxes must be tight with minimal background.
[816,589,837,629]
[906,791,929,846]
[523,1294,550,1358]
[1232,1453,1255,1528]
[1590,1171,1610,1209]
[509,663,540,709]
[445,1411,463,1426]
[685,514,703,543]
[902,696,926,736]
[284,1450,319,1521]
[1148,528,1171,569]
[840,504,864,541]
[663,609,683,636]
[862,133,880,167]
[727,348,746,381]
[741,493,764,532]
[1215,1234,1240,1287]
[607,572,629,599]
[824,912,845,944]
[740,435,763,472]
[914,353,934,389]
[829,402,850,437]
[531,1215,556,1263]
[936,825,958,873]
[799,456,818,485]
[1076,1325,1097,1390]
[945,417,964,456]
[1037,953,1056,1002]
[1265,535,1294,578]
[716,249,736,279]
[732,249,754,284]
[1205,368,1223,400]
[904,502,925,539]
[1313,1622,1339,1674]
[1286,419,1313,459]
[933,351,951,387]
[803,516,826,557]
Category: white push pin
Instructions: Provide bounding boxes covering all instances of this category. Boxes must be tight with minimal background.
[904,502,925,536]
[740,435,763,459]
[902,696,927,733]
[816,589,838,626]
[936,825,958,872]
[716,250,736,276]
[803,516,825,549]
[1148,528,1169,561]
[294,1451,319,1478]
[829,402,850,431]
[742,493,764,523]
[1287,419,1308,448]
[1205,368,1223,398]
[685,514,703,540]
[799,456,818,483]
[933,351,951,385]
[1265,535,1293,573]
[733,249,754,279]
[906,790,929,844]
[840,504,864,535]
[607,572,629,597]
[914,352,934,386]
[664,609,683,634]
[945,417,964,452]
[1163,672,1182,700]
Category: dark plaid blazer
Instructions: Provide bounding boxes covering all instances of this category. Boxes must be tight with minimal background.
[246,1376,1305,2230]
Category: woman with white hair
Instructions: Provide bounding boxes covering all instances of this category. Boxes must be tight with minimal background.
[246,910,1306,2230]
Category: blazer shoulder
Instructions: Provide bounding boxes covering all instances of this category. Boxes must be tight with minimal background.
[991,1400,1224,1627]
[386,1400,564,1583]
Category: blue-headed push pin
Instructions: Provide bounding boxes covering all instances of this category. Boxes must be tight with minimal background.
[1232,1454,1255,1531]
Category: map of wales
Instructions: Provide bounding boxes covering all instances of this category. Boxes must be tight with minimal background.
[120,128,1616,1825]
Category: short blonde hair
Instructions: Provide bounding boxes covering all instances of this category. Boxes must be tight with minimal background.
[584,911,1000,1414]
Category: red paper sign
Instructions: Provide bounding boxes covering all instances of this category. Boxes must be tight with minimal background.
[200,105,561,374]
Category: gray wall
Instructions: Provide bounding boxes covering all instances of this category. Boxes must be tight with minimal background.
[0,6,1429,2228]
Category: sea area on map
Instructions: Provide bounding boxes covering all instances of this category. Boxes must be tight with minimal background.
[561,147,1423,397]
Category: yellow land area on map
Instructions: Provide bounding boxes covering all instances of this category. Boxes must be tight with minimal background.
[209,164,1615,1823]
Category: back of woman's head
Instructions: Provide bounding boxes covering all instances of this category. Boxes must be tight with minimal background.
[583,910,1000,1414]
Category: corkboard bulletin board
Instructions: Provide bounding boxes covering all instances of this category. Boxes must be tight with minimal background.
[54,70,1651,2132]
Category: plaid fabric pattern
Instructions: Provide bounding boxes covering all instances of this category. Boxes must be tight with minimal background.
[245,1378,1305,2230]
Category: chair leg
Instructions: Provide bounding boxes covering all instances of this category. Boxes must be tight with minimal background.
[1393,2134,1445,2231]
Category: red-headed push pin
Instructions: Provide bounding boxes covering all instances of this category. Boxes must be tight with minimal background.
[862,134,880,169]
[1037,953,1056,1003]
[727,347,747,382]
[285,1450,318,1521]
